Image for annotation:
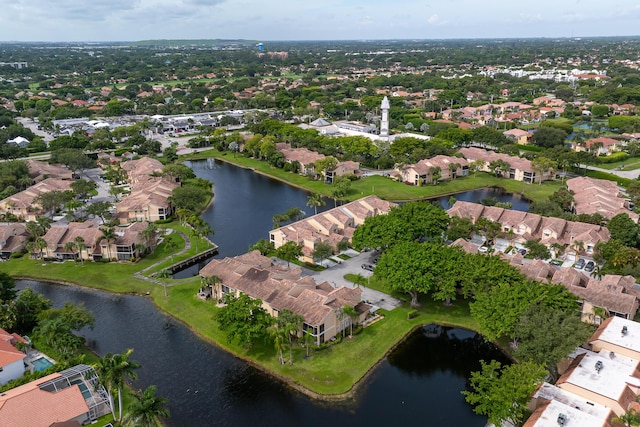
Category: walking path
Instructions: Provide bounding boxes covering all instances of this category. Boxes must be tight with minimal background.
[133,230,192,286]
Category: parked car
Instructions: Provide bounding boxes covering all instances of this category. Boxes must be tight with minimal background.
[517,248,527,256]
[584,261,595,272]
[549,259,563,266]
[361,264,375,272]
[478,246,489,253]
[574,258,585,269]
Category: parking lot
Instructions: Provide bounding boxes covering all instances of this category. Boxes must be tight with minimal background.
[308,250,403,311]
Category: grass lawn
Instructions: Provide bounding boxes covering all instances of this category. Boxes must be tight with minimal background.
[4,248,482,395]
[594,157,640,171]
[182,150,564,204]
[0,223,213,292]
[153,279,479,395]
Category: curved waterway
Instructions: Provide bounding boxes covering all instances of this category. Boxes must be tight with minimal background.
[174,159,530,278]
[17,280,508,427]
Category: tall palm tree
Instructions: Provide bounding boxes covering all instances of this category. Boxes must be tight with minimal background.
[164,236,178,261]
[268,324,287,365]
[306,193,325,215]
[342,305,359,336]
[34,237,47,264]
[63,241,76,263]
[122,385,170,427]
[141,223,159,252]
[101,226,116,261]
[74,236,86,266]
[111,349,142,421]
[156,269,171,298]
[94,354,118,419]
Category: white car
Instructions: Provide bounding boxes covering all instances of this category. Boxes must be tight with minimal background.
[478,246,489,253]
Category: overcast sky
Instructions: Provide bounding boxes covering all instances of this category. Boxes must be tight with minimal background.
[0,0,639,42]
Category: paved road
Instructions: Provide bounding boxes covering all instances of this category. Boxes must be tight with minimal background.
[580,163,640,179]
[309,250,403,311]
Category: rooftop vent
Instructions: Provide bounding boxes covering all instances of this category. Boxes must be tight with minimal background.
[595,360,604,373]
[622,326,628,336]
[609,352,616,359]
[557,413,568,425]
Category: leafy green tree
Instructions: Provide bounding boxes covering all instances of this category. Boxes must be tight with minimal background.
[460,254,525,297]
[36,302,95,359]
[276,241,303,267]
[70,179,97,200]
[13,288,52,334]
[612,409,640,427]
[249,239,274,256]
[312,241,333,263]
[488,159,511,177]
[532,126,568,148]
[470,281,577,342]
[216,293,273,348]
[375,241,465,307]
[530,157,557,184]
[352,201,449,250]
[608,213,639,248]
[122,385,170,427]
[0,272,16,302]
[513,303,592,381]
[169,185,211,212]
[463,360,547,427]
[85,201,113,224]
[524,239,551,260]
[162,163,196,182]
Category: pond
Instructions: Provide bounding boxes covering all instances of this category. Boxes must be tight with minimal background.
[174,160,530,278]
[16,279,509,427]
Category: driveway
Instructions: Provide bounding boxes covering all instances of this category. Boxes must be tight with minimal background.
[310,250,403,311]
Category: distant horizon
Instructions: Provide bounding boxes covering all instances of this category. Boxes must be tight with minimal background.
[2,35,640,45]
[0,1,638,43]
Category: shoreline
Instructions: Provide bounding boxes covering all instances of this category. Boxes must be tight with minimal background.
[184,151,539,204]
[14,275,499,402]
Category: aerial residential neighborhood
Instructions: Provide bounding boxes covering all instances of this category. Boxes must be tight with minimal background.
[3,11,640,425]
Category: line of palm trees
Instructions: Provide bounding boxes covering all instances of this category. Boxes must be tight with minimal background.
[176,207,214,252]
[94,348,169,426]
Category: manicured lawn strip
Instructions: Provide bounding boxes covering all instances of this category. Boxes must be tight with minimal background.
[152,279,479,395]
[594,157,640,171]
[584,170,633,186]
[4,252,482,396]
[0,223,214,291]
[182,150,564,204]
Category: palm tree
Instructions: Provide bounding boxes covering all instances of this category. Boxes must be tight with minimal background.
[122,385,170,427]
[25,242,38,263]
[164,236,178,261]
[342,305,359,337]
[111,349,142,421]
[570,240,585,258]
[141,223,159,252]
[74,236,86,266]
[63,241,76,263]
[94,354,118,419]
[612,409,640,427]
[306,193,325,215]
[101,226,116,261]
[156,269,171,298]
[268,324,287,365]
[34,237,47,264]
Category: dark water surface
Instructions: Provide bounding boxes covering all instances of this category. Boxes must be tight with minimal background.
[175,160,529,278]
[16,280,508,427]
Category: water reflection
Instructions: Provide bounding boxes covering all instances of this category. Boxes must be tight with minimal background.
[15,279,509,427]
